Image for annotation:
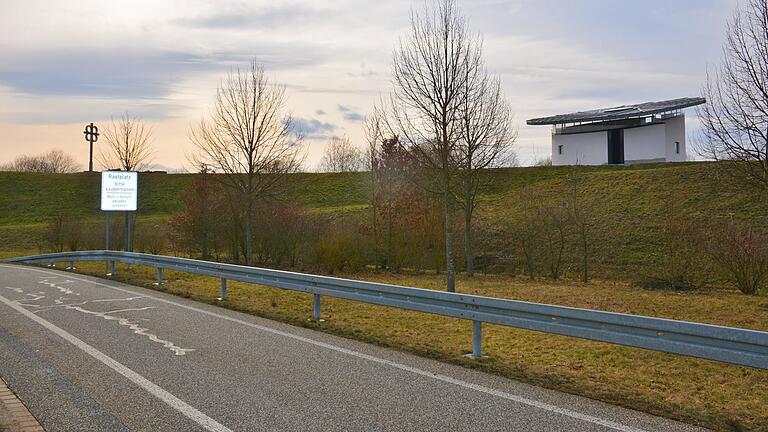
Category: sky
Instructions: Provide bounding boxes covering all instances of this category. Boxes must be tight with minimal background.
[0,0,736,170]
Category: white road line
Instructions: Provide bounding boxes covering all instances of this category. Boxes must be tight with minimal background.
[0,293,232,432]
[2,265,650,432]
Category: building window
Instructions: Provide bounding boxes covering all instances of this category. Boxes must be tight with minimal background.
[675,141,680,154]
[558,145,563,155]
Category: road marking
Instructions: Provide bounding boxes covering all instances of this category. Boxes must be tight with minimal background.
[6,284,193,356]
[0,293,231,432]
[2,266,651,432]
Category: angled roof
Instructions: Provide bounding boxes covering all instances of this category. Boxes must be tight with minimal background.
[526,97,706,126]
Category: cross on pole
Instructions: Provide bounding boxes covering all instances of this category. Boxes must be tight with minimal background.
[83,122,99,172]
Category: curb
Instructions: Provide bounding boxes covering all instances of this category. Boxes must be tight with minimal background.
[0,377,44,432]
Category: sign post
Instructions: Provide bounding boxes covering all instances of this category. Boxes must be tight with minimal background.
[83,123,99,173]
[101,171,138,275]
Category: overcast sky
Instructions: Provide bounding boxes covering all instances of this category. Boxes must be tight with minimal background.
[0,0,735,170]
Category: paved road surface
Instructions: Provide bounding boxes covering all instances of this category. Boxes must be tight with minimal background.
[0,264,706,432]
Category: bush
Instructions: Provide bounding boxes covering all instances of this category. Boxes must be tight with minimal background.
[707,219,768,295]
[314,217,371,274]
[44,212,83,252]
[135,221,167,255]
[44,213,66,252]
[252,202,315,268]
[642,207,709,291]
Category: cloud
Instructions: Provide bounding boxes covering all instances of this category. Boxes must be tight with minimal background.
[0,41,340,100]
[315,109,326,116]
[337,104,365,122]
[177,4,336,30]
[0,43,340,123]
[0,88,190,124]
[0,50,220,99]
[291,117,336,140]
[343,112,365,121]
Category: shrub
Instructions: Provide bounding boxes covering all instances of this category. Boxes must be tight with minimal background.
[314,217,371,274]
[642,206,709,291]
[707,219,768,295]
[135,221,167,255]
[44,212,84,252]
[252,201,316,268]
[44,213,66,252]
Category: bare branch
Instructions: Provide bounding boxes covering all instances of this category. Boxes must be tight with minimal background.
[697,0,768,191]
[320,135,365,172]
[190,59,304,265]
[98,113,153,171]
[0,149,80,173]
[384,0,483,292]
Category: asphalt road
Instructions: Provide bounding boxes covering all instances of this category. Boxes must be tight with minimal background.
[0,264,706,432]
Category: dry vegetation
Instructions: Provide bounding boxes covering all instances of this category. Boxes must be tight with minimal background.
[49,261,768,432]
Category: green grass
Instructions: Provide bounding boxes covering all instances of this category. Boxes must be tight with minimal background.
[0,170,373,225]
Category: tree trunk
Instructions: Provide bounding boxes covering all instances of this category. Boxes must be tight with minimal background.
[371,172,379,270]
[582,229,588,284]
[201,233,209,260]
[387,198,393,270]
[464,205,473,277]
[444,183,456,293]
[245,198,253,266]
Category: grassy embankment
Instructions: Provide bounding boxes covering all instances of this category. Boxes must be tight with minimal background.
[1,164,768,430]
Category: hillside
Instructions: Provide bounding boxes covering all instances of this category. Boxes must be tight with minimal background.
[0,171,373,225]
[1,162,765,284]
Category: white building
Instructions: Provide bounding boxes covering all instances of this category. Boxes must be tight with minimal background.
[527,97,706,166]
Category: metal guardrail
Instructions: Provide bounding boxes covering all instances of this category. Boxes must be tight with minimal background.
[4,250,768,369]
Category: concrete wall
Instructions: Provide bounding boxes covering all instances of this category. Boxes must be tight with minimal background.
[624,123,666,163]
[664,114,687,162]
[552,131,607,165]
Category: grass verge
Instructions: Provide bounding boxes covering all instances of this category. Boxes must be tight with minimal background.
[34,260,768,432]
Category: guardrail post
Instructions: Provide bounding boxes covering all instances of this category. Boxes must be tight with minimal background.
[219,278,227,300]
[313,294,321,321]
[155,267,163,285]
[67,260,76,270]
[109,260,116,278]
[472,320,483,358]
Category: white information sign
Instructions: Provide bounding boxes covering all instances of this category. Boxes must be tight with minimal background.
[101,171,138,211]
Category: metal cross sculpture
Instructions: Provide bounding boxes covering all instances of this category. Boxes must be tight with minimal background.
[83,122,99,172]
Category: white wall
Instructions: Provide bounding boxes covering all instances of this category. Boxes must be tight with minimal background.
[552,131,607,165]
[664,114,687,162]
[624,123,666,163]
[550,114,688,165]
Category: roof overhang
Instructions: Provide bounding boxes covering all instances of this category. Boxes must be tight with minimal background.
[526,97,706,126]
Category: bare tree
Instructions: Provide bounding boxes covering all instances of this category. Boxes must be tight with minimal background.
[1,149,80,173]
[191,59,303,266]
[99,113,153,171]
[320,135,365,172]
[565,166,598,284]
[387,0,481,292]
[697,0,768,191]
[363,106,385,268]
[457,67,517,277]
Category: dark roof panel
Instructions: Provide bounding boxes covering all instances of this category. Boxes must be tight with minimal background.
[526,97,706,126]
